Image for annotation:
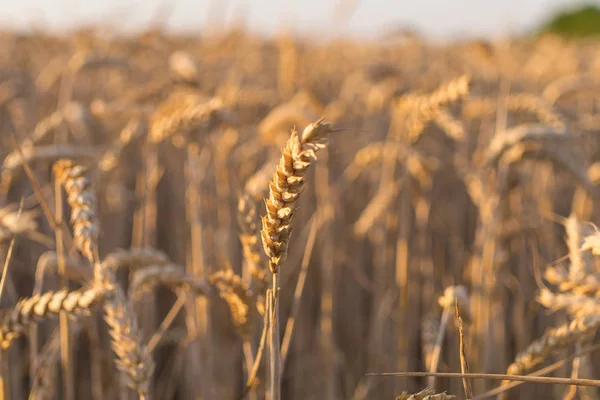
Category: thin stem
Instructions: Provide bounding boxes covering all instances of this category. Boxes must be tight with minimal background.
[368,371,600,387]
[243,292,270,399]
[146,291,187,354]
[427,308,451,390]
[54,178,74,400]
[269,275,281,400]
[281,217,319,369]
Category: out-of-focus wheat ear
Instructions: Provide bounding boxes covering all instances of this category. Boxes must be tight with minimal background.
[102,286,155,398]
[52,159,99,263]
[237,193,268,297]
[209,269,255,340]
[149,93,234,146]
[506,314,600,375]
[393,74,470,142]
[0,204,39,244]
[581,230,600,255]
[395,388,456,400]
[565,215,596,280]
[0,287,105,349]
[537,288,600,316]
[100,247,171,272]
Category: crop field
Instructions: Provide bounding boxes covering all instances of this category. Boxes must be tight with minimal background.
[1,26,600,400]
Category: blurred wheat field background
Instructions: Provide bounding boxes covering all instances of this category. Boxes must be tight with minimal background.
[3,14,600,400]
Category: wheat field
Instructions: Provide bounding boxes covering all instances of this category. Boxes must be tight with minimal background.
[1,26,600,399]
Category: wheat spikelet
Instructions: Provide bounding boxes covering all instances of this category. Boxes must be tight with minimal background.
[537,288,600,316]
[544,266,600,296]
[0,287,104,349]
[53,159,99,262]
[209,269,254,339]
[149,92,232,145]
[507,314,600,375]
[394,74,470,142]
[260,119,335,273]
[169,51,199,81]
[565,215,596,280]
[396,388,456,400]
[582,231,600,255]
[0,205,38,243]
[102,284,154,396]
[238,193,268,293]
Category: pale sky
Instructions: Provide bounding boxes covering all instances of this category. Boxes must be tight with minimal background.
[0,0,598,39]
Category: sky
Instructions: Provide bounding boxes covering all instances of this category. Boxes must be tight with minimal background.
[0,0,598,39]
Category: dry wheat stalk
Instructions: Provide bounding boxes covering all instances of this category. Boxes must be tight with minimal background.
[0,287,104,349]
[129,264,212,300]
[353,180,402,238]
[30,330,61,400]
[53,159,99,262]
[343,142,437,187]
[432,108,465,140]
[98,119,145,173]
[507,314,600,375]
[260,119,335,274]
[421,314,440,371]
[396,388,456,400]
[2,144,97,189]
